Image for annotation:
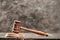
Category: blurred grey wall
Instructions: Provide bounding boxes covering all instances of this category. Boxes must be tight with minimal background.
[0,0,60,33]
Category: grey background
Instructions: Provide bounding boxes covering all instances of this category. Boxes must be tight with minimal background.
[0,0,60,35]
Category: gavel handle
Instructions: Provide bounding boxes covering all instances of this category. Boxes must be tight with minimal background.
[20,27,48,37]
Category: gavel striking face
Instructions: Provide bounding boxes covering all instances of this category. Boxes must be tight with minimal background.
[12,21,22,34]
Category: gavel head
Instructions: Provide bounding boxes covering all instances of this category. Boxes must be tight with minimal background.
[12,20,22,33]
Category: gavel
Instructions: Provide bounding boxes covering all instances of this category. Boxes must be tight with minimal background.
[12,20,48,37]
[6,20,25,40]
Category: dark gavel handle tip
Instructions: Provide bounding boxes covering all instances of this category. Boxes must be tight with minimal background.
[46,35,48,37]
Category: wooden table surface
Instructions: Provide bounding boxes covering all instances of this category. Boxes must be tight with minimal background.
[0,33,60,39]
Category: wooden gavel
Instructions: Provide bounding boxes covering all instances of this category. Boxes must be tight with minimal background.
[12,20,48,37]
